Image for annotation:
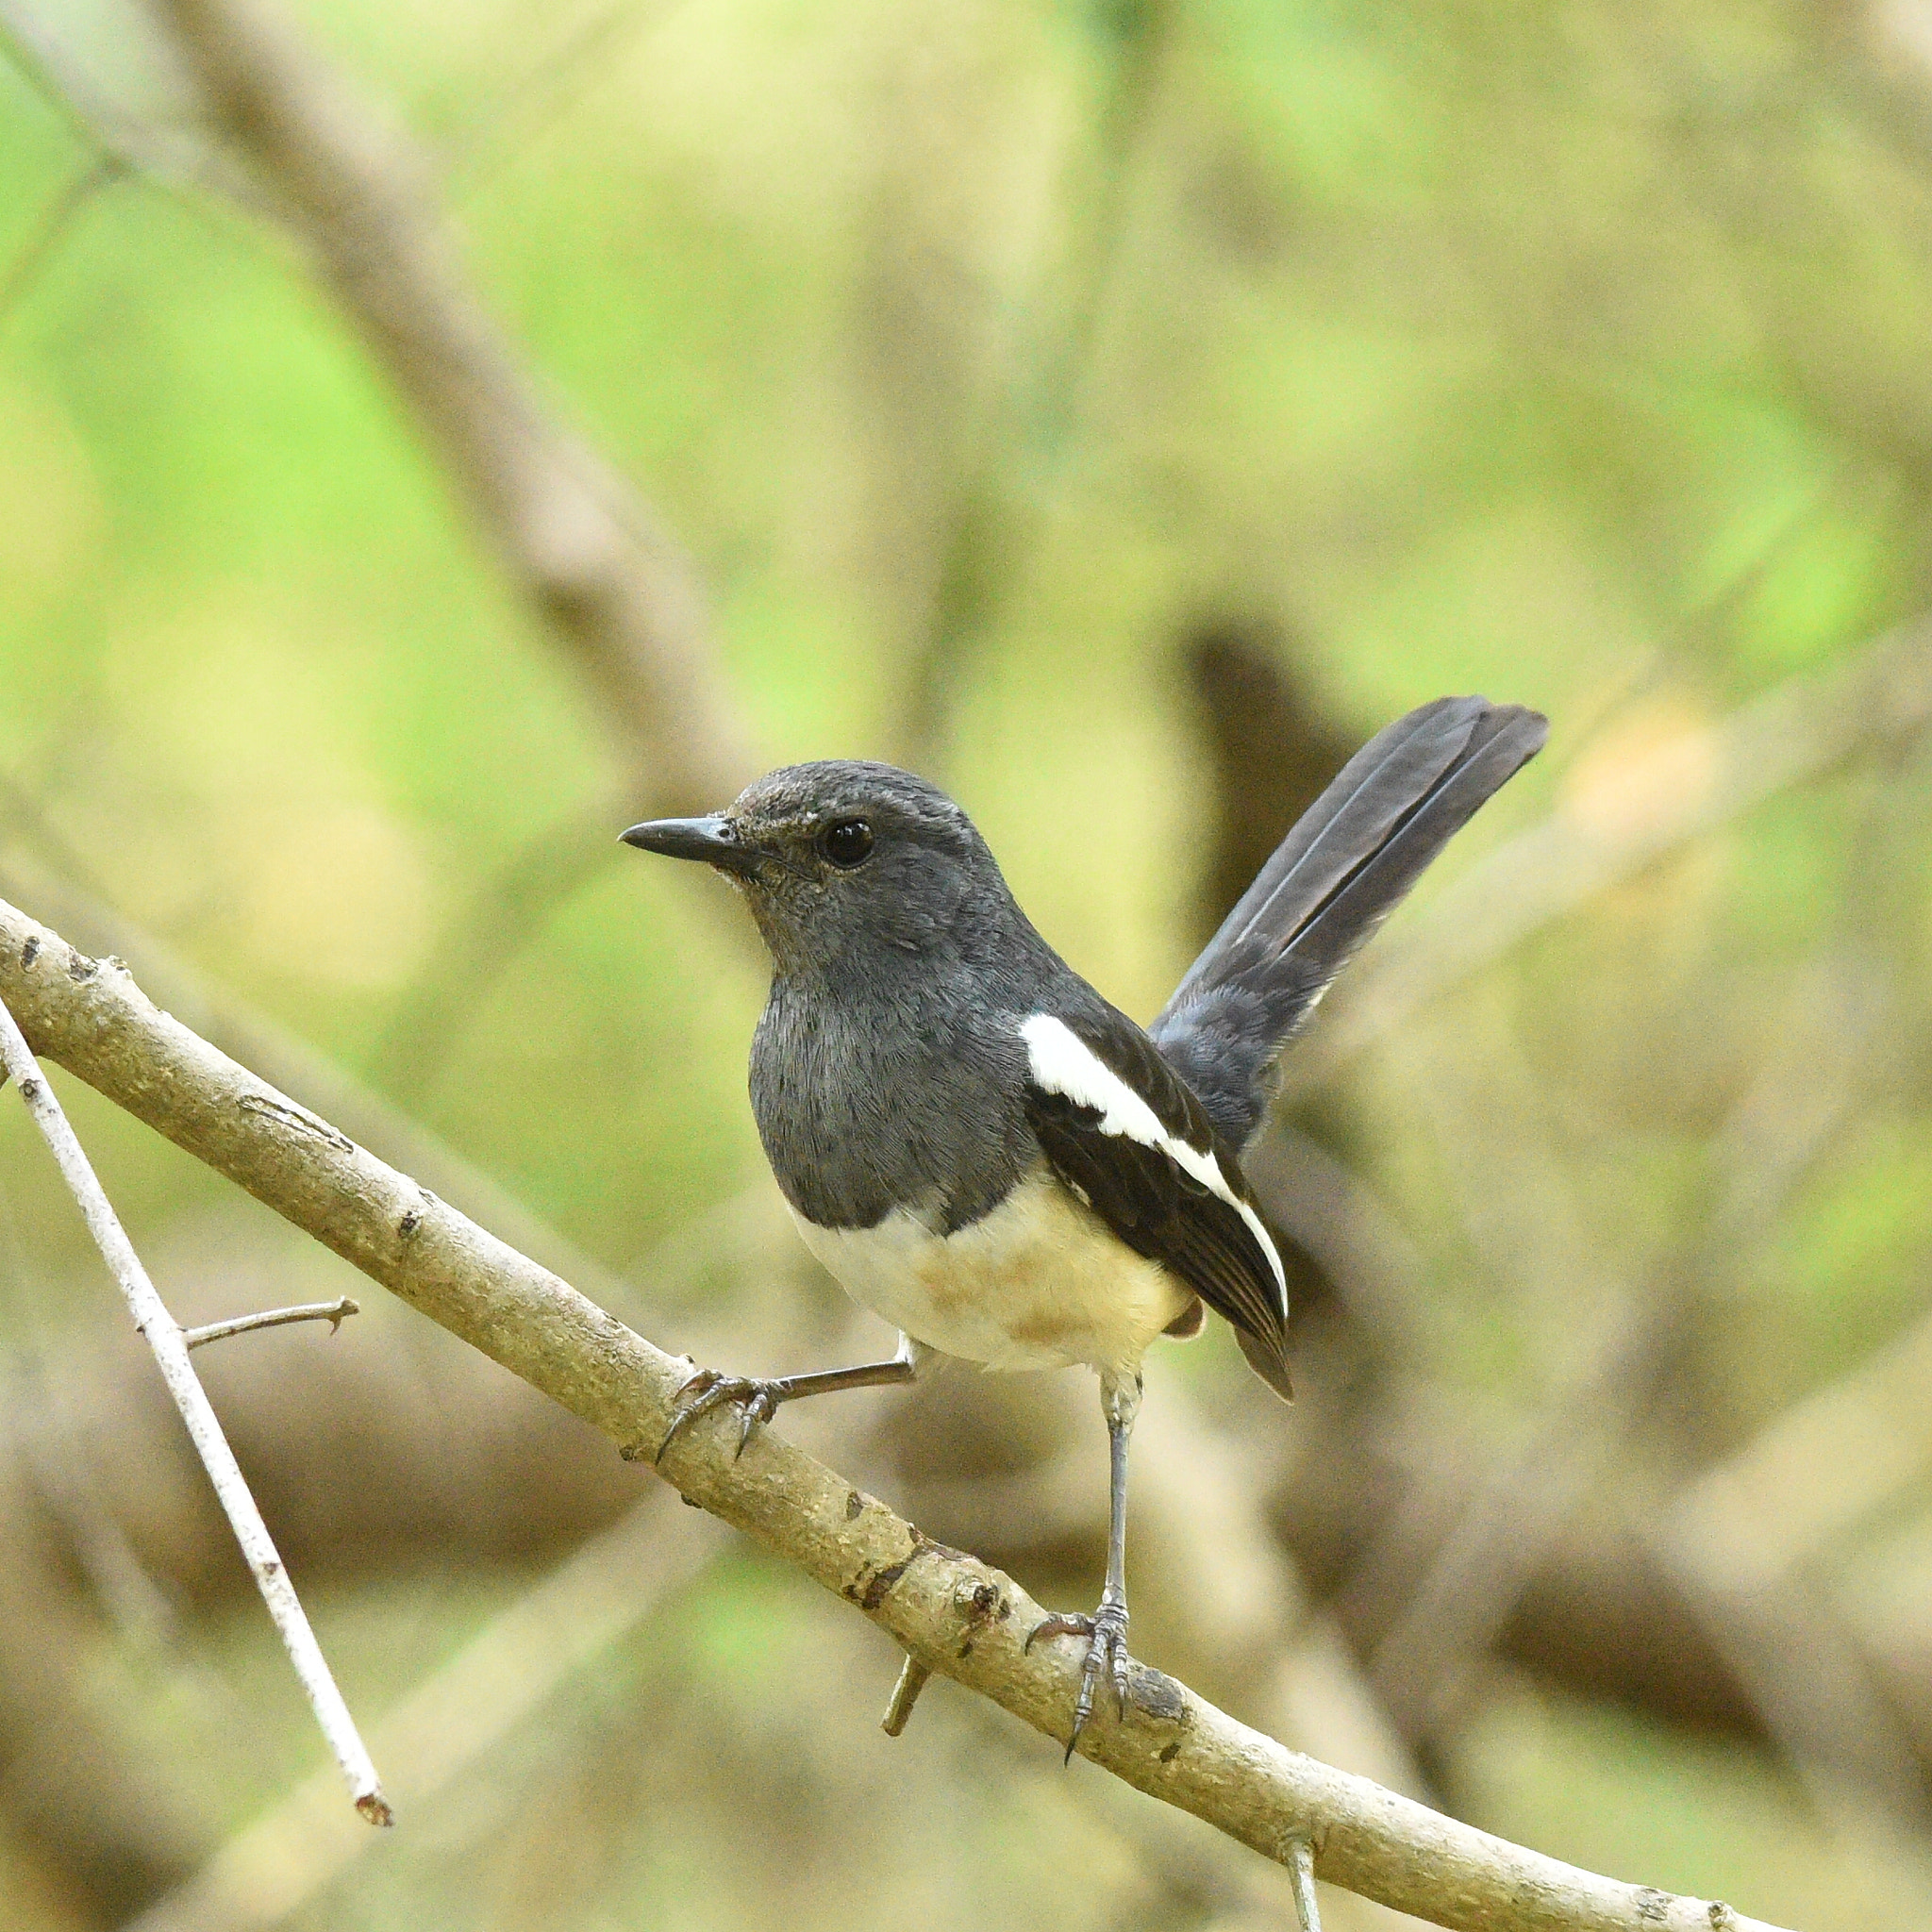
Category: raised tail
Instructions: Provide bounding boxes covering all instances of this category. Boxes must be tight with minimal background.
[1151,695,1547,1147]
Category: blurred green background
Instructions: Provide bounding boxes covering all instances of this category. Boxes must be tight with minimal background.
[3,1,1932,1927]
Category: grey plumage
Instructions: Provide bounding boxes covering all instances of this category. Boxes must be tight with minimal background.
[631,703,1546,1392]
[623,695,1545,1755]
[727,762,1067,1235]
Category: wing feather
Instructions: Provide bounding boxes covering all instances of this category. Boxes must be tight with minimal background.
[1020,1010,1293,1399]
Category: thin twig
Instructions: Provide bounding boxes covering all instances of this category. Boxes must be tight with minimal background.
[181,1295,358,1350]
[126,1195,819,1930]
[0,983,389,1826]
[0,900,1791,1932]
[0,1175,186,1654]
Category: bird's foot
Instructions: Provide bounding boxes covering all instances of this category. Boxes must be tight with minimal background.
[1026,1596,1130,1759]
[654,1368,785,1464]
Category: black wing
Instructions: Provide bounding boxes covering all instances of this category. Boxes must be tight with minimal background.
[1022,1008,1293,1400]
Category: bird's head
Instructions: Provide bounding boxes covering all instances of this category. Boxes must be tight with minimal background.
[622,760,1008,973]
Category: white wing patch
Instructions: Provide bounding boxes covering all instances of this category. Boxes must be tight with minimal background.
[1019,1012,1288,1313]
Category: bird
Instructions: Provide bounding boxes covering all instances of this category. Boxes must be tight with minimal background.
[622,693,1546,1753]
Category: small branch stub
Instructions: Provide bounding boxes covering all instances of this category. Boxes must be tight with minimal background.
[880,1653,933,1737]
[1290,1837,1322,1932]
[182,1295,360,1350]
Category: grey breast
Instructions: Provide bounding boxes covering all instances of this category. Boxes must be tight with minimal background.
[750,956,1041,1237]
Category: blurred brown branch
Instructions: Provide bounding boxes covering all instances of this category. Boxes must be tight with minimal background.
[885,0,1178,772]
[142,0,753,811]
[1285,613,1932,1098]
[0,900,1792,1932]
[8,0,767,1091]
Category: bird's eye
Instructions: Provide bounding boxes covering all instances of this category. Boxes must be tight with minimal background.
[821,818,874,869]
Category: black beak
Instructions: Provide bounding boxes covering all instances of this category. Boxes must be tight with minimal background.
[619,814,766,876]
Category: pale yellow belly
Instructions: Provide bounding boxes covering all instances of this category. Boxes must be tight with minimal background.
[791,1171,1191,1377]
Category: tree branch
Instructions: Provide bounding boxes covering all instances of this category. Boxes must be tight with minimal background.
[0,980,389,1825]
[0,837,646,1316]
[0,898,1791,1932]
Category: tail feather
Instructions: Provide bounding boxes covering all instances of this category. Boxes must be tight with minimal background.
[1153,695,1546,1147]
[1236,1323,1294,1402]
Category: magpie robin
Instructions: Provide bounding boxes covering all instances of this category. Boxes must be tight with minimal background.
[623,694,1545,1751]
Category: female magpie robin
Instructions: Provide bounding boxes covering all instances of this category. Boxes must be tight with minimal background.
[623,694,1545,1752]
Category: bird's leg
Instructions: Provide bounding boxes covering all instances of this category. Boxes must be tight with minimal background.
[1027,1368,1140,1758]
[656,1334,930,1463]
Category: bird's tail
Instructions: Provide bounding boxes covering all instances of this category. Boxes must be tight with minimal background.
[1152,695,1547,1147]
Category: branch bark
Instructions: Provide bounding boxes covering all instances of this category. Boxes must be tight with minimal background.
[0,897,1791,1932]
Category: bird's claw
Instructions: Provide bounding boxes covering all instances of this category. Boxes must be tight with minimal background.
[1026,1598,1130,1758]
[653,1368,785,1464]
